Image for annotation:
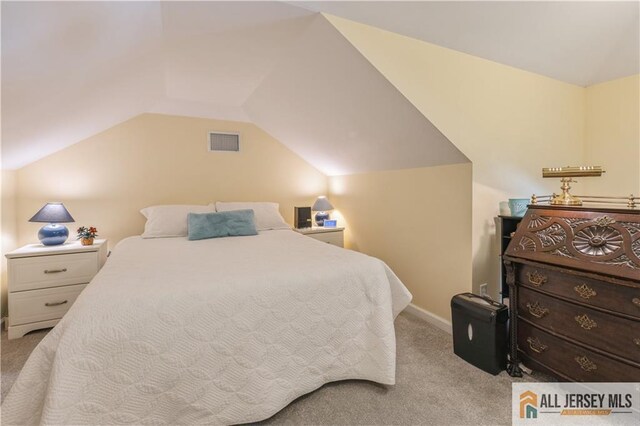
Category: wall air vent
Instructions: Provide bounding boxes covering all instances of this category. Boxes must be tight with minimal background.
[208,132,240,152]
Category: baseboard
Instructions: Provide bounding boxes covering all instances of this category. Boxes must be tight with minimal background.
[403,303,452,334]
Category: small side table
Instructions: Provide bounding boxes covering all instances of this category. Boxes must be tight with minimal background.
[5,239,108,339]
[294,227,344,248]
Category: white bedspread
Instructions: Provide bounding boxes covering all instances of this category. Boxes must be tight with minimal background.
[2,230,411,425]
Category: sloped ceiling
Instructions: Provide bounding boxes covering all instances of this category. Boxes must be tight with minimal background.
[1,1,165,171]
[2,1,466,173]
[244,15,466,176]
[3,1,636,172]
[295,1,640,86]
[1,1,319,170]
[157,2,313,112]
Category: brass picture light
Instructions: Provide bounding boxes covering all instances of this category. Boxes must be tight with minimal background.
[542,166,605,206]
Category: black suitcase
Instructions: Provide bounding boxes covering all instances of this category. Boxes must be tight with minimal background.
[450,292,508,375]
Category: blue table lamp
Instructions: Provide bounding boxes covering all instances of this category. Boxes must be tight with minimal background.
[312,196,334,226]
[29,202,75,246]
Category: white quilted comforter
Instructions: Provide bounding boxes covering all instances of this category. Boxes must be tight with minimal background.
[2,230,411,425]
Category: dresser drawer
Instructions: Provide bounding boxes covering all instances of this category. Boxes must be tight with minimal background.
[517,264,640,319]
[308,231,343,247]
[519,287,640,363]
[518,321,640,382]
[9,252,98,292]
[9,283,87,326]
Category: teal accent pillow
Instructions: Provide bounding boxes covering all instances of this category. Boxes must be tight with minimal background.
[188,210,258,240]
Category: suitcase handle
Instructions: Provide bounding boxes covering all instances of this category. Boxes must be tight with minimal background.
[465,293,504,308]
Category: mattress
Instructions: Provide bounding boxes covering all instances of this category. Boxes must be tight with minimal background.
[2,230,412,425]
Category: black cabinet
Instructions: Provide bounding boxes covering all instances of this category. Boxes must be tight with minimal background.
[497,215,522,302]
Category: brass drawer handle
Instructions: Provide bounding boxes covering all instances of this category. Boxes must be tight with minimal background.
[526,302,549,319]
[574,283,597,299]
[527,271,547,287]
[575,314,597,330]
[633,298,640,308]
[526,337,548,354]
[575,355,597,372]
[44,268,67,274]
[45,300,68,307]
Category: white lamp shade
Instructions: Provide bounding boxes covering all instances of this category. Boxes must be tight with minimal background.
[312,196,334,212]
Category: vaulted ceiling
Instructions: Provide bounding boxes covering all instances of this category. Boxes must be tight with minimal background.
[2,1,637,171]
[296,1,639,87]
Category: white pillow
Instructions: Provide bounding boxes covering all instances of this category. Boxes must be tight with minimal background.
[214,202,290,231]
[141,204,215,238]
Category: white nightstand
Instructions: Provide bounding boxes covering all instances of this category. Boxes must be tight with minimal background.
[5,239,108,339]
[294,227,344,248]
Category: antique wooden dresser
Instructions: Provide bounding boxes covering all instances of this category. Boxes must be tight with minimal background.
[504,205,640,381]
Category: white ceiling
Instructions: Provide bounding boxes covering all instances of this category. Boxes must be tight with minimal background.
[244,15,467,175]
[0,2,315,169]
[2,1,638,171]
[1,1,166,170]
[295,1,640,87]
[1,1,467,172]
[159,2,313,108]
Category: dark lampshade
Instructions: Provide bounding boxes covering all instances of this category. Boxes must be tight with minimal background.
[29,203,75,223]
[312,196,334,212]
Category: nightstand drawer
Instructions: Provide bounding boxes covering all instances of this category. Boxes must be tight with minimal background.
[309,231,343,247]
[9,283,87,326]
[10,252,98,292]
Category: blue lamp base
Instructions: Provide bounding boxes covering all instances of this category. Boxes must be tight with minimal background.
[314,211,330,226]
[38,223,69,246]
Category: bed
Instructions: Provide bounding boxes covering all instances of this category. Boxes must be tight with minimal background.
[2,229,411,425]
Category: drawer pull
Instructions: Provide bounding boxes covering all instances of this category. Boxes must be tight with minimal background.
[575,314,597,330]
[633,298,640,308]
[526,302,549,319]
[44,268,67,274]
[526,337,548,354]
[527,271,547,287]
[574,355,597,372]
[634,338,640,347]
[45,300,68,307]
[574,283,597,299]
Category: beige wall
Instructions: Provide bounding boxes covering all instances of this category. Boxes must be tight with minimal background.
[329,164,472,321]
[5,30,638,324]
[326,15,586,299]
[584,74,640,196]
[1,170,18,317]
[11,112,472,323]
[16,114,328,248]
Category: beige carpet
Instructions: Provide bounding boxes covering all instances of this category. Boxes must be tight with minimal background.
[1,313,545,424]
